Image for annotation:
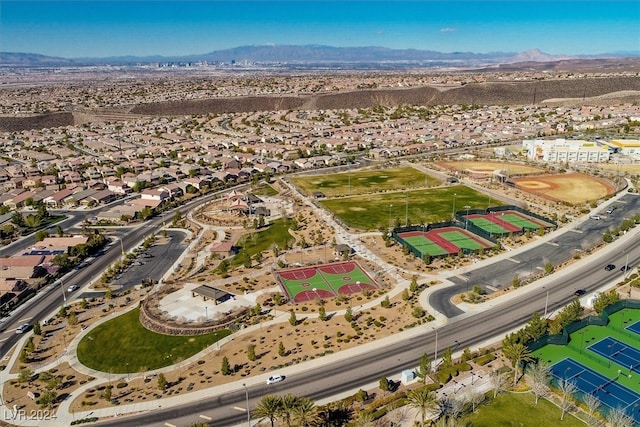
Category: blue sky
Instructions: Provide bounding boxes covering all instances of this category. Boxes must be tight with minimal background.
[1,1,638,58]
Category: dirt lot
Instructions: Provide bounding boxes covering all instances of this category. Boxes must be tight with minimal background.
[437,160,545,176]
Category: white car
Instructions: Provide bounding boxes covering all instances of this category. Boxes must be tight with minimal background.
[266,374,285,385]
[15,323,30,334]
[67,285,79,292]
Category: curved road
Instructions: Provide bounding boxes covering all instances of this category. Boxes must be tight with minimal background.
[94,220,640,427]
[430,193,640,318]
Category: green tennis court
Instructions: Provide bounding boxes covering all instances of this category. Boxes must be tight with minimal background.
[468,216,510,234]
[533,308,640,423]
[501,213,541,229]
[276,261,379,303]
[401,236,449,256]
[439,230,487,250]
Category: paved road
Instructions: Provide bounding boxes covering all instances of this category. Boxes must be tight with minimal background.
[93,221,640,427]
[430,193,640,318]
[0,184,247,357]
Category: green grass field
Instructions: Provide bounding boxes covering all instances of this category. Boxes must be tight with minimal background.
[230,218,295,268]
[460,391,585,426]
[291,167,441,197]
[77,308,231,373]
[319,185,499,230]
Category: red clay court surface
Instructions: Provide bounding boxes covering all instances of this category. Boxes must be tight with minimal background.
[275,261,379,303]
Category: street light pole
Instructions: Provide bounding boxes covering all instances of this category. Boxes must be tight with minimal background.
[433,327,438,367]
[61,280,67,306]
[544,287,549,318]
[243,383,250,426]
[624,253,629,278]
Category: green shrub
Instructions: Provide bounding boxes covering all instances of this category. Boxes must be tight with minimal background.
[474,353,496,366]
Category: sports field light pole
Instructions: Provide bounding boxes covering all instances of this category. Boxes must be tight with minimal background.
[388,204,393,229]
[405,191,409,226]
[452,193,457,221]
[464,205,471,229]
[243,383,250,426]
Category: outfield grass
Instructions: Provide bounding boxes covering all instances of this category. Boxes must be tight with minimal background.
[77,308,231,373]
[319,185,499,230]
[291,167,441,197]
[460,392,585,426]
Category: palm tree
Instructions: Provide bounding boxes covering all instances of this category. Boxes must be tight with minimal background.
[407,387,437,426]
[252,395,282,427]
[292,396,319,427]
[501,341,533,387]
[279,393,299,427]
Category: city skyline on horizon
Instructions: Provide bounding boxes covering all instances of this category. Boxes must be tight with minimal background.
[1,1,639,59]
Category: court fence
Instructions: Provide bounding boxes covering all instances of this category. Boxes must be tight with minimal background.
[391,221,498,259]
[528,299,640,353]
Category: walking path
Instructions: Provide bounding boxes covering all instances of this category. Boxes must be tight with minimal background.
[0,180,636,426]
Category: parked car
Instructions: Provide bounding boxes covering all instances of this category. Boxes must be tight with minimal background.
[266,374,285,385]
[606,207,616,214]
[605,264,616,271]
[574,289,586,296]
[590,215,601,220]
[15,323,30,334]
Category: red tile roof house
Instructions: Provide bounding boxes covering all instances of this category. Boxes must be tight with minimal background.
[43,188,74,208]
[33,236,89,253]
[3,190,35,209]
[210,241,238,257]
[140,188,170,201]
[0,255,49,293]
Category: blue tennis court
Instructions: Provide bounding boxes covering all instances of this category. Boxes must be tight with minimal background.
[589,337,640,372]
[627,320,640,335]
[550,358,640,423]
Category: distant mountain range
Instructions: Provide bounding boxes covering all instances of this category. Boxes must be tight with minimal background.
[2,45,636,68]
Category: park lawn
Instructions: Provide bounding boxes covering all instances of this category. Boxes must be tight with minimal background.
[251,183,279,197]
[320,185,500,231]
[77,308,230,373]
[230,218,295,268]
[291,167,440,197]
[460,392,585,427]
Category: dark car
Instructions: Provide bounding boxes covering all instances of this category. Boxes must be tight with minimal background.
[574,289,586,296]
[605,264,616,271]
[621,265,632,272]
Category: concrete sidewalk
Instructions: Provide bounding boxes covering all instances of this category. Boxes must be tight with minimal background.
[0,184,636,426]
